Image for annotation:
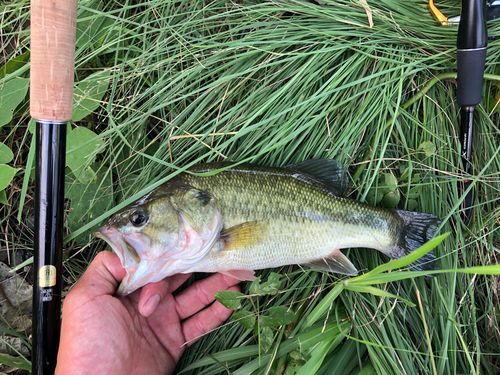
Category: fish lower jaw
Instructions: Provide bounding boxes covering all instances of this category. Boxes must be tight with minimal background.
[118,231,224,295]
[117,258,180,296]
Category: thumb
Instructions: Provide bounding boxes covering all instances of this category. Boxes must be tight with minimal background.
[70,251,126,297]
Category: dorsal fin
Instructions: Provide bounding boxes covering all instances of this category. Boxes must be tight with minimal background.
[285,159,349,195]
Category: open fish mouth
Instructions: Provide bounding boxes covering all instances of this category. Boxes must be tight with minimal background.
[93,207,223,296]
[92,226,149,269]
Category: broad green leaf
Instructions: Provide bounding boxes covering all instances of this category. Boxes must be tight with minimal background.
[65,166,112,246]
[0,164,19,190]
[399,165,409,181]
[0,51,30,79]
[407,199,418,211]
[260,306,295,327]
[232,310,255,330]
[214,290,246,310]
[0,190,7,205]
[249,272,282,295]
[382,172,397,194]
[286,351,307,374]
[0,353,31,371]
[76,12,116,48]
[72,70,110,122]
[0,78,29,127]
[80,166,97,183]
[28,118,35,134]
[407,185,422,199]
[249,276,262,294]
[17,132,36,222]
[285,361,304,375]
[365,187,383,206]
[381,189,400,208]
[259,326,274,352]
[289,350,306,361]
[0,143,13,164]
[66,127,104,183]
[418,141,436,157]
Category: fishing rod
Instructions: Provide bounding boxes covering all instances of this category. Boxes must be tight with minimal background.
[429,0,492,224]
[30,0,77,373]
[456,0,487,224]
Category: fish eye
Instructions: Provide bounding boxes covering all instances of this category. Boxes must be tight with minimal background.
[194,191,211,206]
[130,210,148,227]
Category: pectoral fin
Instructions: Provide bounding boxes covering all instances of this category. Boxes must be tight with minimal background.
[219,221,267,252]
[304,248,358,276]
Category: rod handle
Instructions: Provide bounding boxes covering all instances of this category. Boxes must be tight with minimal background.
[456,0,487,106]
[30,0,77,121]
[457,0,487,49]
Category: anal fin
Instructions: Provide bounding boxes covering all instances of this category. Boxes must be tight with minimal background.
[304,248,358,276]
[219,269,256,281]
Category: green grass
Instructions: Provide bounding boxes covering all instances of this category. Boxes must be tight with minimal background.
[1,0,500,373]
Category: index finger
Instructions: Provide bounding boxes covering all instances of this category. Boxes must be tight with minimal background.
[136,273,192,317]
[174,273,241,320]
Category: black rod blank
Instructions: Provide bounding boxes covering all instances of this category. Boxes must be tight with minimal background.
[456,0,487,223]
[32,121,67,375]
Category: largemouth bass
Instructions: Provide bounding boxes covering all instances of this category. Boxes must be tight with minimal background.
[93,160,440,296]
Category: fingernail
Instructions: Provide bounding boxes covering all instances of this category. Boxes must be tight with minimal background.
[141,294,160,317]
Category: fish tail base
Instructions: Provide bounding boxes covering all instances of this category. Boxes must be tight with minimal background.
[392,210,441,273]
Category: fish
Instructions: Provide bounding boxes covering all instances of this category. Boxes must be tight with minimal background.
[93,159,441,296]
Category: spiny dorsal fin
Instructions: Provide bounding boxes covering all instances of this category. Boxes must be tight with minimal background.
[285,159,349,195]
[219,221,268,252]
[304,248,358,276]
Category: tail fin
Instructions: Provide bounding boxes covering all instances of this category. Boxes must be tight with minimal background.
[392,210,441,273]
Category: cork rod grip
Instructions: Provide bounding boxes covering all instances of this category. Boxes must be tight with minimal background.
[30,0,77,121]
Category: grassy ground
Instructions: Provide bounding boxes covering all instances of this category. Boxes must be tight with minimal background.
[1,0,499,373]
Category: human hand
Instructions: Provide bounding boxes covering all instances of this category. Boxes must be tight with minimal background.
[56,251,240,375]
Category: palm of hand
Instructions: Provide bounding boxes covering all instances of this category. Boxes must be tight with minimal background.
[56,252,240,375]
